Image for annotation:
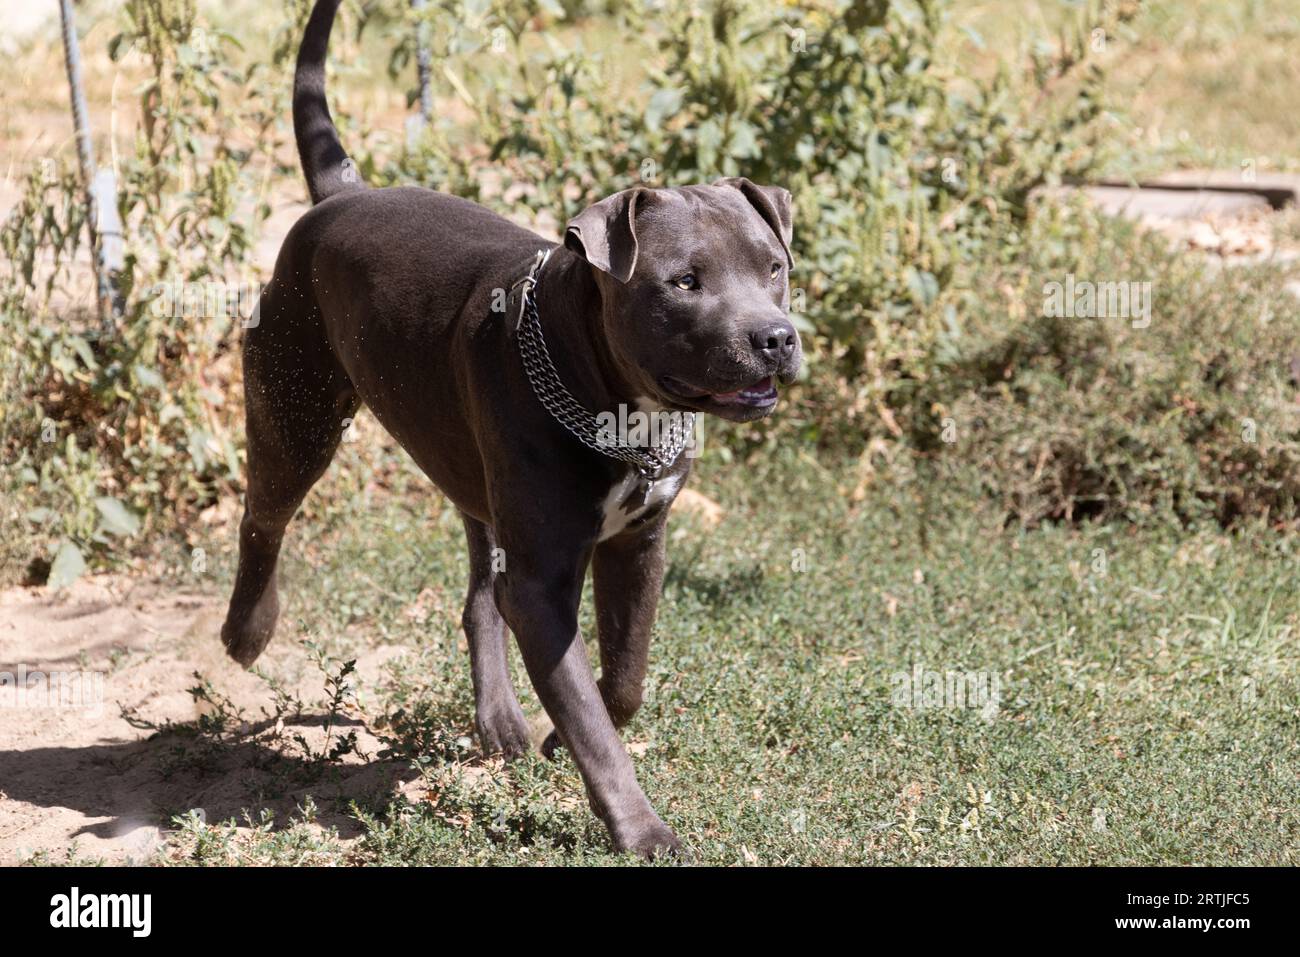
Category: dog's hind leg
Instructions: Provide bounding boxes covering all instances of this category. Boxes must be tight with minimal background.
[460,513,532,756]
[221,283,357,667]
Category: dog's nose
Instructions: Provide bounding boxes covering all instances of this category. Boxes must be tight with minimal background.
[749,323,797,365]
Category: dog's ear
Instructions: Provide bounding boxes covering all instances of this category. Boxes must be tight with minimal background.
[564,188,647,283]
[715,177,794,267]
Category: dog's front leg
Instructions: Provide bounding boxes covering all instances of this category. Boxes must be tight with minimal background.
[492,536,680,858]
[593,514,668,726]
[539,515,666,758]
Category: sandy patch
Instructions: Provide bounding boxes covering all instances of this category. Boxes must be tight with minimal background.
[0,575,414,864]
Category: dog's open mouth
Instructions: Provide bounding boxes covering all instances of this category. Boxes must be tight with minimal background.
[659,375,778,411]
[709,376,777,407]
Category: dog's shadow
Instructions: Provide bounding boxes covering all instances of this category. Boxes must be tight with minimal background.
[0,711,422,857]
[665,554,769,609]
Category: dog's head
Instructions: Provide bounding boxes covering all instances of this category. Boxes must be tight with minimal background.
[564,179,801,423]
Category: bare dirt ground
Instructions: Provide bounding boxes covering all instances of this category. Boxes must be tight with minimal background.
[0,575,414,864]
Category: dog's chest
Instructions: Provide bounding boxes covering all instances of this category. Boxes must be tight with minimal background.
[598,471,682,541]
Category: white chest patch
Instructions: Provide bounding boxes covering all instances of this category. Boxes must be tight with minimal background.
[598,470,683,542]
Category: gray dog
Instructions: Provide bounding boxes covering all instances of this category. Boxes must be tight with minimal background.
[221,0,801,857]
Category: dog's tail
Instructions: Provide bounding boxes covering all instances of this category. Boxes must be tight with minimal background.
[293,0,364,205]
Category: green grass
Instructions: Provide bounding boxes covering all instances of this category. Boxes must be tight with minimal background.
[154,447,1299,866]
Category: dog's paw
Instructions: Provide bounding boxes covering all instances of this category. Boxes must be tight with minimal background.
[474,701,532,759]
[540,728,563,760]
[220,616,275,669]
[610,813,682,861]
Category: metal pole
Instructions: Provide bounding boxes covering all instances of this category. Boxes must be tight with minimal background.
[412,0,434,129]
[58,0,118,336]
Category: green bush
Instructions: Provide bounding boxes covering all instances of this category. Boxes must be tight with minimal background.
[947,208,1300,526]
[1,0,301,577]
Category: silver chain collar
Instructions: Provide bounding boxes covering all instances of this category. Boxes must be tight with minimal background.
[514,249,695,479]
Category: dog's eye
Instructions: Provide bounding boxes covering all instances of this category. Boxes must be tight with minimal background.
[673,274,699,291]
[770,262,783,280]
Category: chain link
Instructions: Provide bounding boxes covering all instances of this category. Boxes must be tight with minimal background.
[515,250,694,479]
